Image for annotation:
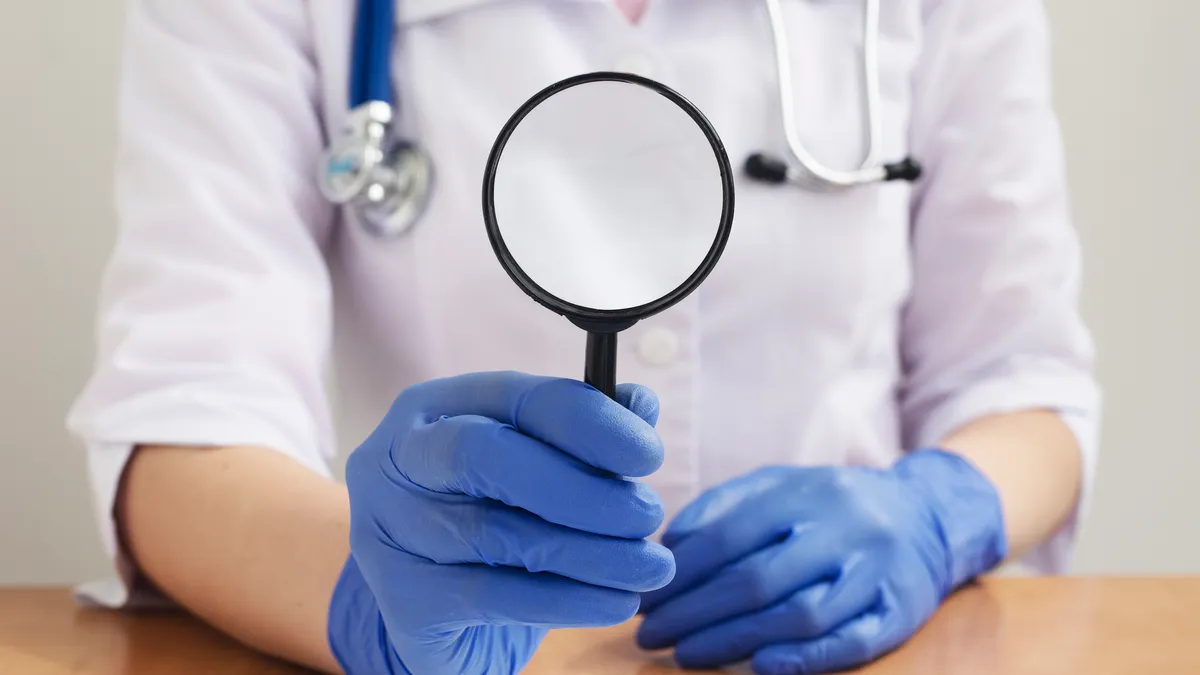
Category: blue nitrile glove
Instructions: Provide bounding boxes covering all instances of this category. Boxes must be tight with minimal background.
[328,372,676,675]
[637,449,1007,674]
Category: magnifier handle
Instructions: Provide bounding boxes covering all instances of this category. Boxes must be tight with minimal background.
[584,332,619,400]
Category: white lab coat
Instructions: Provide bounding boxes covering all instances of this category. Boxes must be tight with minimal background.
[69,0,1100,606]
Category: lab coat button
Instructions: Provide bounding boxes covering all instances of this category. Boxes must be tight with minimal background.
[637,327,680,367]
[615,54,655,78]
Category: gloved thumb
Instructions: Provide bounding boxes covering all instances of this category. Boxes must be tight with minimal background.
[615,384,660,428]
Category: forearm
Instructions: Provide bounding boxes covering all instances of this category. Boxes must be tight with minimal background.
[937,410,1083,561]
[116,445,348,673]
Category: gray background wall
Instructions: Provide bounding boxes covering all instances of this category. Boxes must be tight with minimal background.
[1,1,1196,584]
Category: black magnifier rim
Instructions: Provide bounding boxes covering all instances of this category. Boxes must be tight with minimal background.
[482,71,735,329]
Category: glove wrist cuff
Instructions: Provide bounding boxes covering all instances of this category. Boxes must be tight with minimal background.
[328,555,412,675]
[893,449,1008,593]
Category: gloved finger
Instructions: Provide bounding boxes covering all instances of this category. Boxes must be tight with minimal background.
[641,484,800,612]
[637,529,844,650]
[395,372,664,477]
[660,468,791,548]
[393,497,675,592]
[397,414,665,538]
[672,560,880,669]
[376,556,645,631]
[615,383,659,427]
[750,589,904,675]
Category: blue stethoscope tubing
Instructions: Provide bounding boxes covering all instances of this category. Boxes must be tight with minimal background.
[351,0,395,108]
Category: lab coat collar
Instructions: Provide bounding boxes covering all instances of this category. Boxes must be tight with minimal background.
[398,0,601,25]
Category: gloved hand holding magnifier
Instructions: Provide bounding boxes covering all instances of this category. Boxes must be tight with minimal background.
[483,72,735,398]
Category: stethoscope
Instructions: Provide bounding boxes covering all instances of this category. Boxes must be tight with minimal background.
[744,0,922,189]
[318,0,433,238]
[319,0,921,238]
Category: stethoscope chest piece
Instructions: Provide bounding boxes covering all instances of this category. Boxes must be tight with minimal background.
[319,102,435,238]
[351,140,434,239]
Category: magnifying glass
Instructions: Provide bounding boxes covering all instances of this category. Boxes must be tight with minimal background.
[483,72,735,399]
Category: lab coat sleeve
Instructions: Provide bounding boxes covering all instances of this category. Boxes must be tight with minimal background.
[900,0,1101,573]
[66,1,336,605]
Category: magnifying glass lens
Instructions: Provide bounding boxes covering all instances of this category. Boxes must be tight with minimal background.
[484,73,734,398]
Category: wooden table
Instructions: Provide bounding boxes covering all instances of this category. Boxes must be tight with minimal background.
[2,578,1199,674]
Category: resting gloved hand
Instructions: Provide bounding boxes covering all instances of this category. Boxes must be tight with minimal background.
[328,372,675,675]
[637,450,1007,674]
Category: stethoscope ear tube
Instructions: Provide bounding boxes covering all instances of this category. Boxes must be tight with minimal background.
[754,0,922,192]
[883,157,923,183]
[744,153,791,184]
[744,152,922,189]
